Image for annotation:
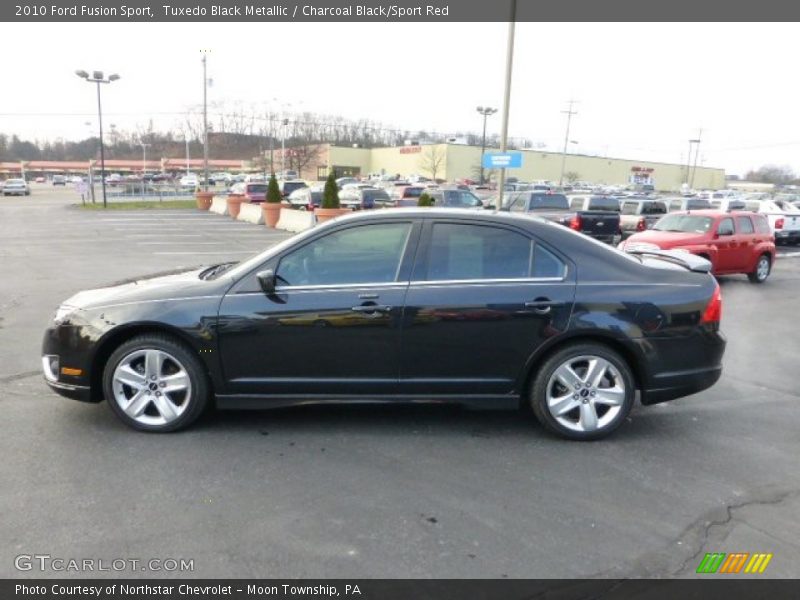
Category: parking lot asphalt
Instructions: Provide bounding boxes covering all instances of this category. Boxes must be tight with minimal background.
[1,187,799,579]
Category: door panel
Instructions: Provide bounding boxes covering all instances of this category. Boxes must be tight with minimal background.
[398,220,576,395]
[400,281,575,394]
[218,285,407,395]
[217,219,420,396]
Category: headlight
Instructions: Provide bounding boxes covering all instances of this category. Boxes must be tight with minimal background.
[53,305,77,325]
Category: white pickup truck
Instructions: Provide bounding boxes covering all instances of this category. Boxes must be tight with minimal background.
[744,199,800,245]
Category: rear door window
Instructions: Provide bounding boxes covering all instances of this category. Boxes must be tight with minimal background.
[423,223,532,281]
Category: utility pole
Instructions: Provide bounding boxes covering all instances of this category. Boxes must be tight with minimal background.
[690,129,702,189]
[495,0,516,210]
[201,50,210,192]
[559,100,578,186]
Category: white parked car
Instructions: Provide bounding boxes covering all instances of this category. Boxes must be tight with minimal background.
[179,174,199,187]
[744,199,800,244]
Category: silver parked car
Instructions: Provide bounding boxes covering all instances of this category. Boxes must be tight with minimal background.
[2,179,30,196]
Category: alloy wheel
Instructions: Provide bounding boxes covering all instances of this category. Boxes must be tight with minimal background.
[545,355,625,433]
[111,349,192,426]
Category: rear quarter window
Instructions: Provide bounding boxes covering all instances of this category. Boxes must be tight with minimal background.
[753,215,771,234]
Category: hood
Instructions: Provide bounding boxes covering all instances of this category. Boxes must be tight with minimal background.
[61,266,222,311]
[625,229,707,248]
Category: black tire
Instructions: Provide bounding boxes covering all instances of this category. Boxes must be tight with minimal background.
[747,254,771,284]
[103,334,210,432]
[530,343,635,441]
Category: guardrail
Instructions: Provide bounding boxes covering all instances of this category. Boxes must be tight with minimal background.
[276,208,316,232]
[238,202,264,225]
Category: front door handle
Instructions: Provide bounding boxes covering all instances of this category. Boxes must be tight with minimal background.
[351,304,392,314]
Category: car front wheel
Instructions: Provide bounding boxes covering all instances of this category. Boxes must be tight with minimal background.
[530,343,635,441]
[103,334,210,432]
[748,255,771,284]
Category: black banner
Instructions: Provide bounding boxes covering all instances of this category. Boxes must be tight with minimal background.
[4,580,800,600]
[3,0,800,22]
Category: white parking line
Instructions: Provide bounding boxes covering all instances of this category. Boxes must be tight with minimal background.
[125,234,204,238]
[137,241,230,246]
[153,251,256,255]
[779,252,800,258]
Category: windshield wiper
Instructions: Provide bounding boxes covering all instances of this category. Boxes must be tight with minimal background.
[199,262,237,280]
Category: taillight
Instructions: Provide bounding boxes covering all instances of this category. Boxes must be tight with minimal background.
[700,283,722,324]
[636,217,646,231]
[775,218,784,230]
[569,214,582,230]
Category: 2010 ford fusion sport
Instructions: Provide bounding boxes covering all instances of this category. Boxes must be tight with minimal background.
[42,209,725,440]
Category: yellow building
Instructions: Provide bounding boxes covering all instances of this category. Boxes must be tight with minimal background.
[275,143,726,191]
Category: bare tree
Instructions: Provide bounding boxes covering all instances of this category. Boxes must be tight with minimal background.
[420,145,446,181]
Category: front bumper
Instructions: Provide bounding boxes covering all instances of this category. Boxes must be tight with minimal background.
[45,379,92,402]
[42,327,99,403]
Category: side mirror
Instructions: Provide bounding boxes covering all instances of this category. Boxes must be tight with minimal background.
[256,269,276,295]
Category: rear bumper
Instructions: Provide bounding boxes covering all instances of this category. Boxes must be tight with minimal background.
[637,329,726,405]
[775,230,800,239]
[591,233,622,245]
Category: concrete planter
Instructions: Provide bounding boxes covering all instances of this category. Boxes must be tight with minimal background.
[315,208,350,223]
[226,194,245,219]
[195,191,214,210]
[261,202,282,228]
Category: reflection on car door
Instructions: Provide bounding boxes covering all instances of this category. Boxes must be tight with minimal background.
[217,220,420,396]
[398,219,576,396]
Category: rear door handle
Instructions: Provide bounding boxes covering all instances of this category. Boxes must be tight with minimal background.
[524,299,564,314]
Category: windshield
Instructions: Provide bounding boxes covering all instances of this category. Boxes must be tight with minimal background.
[363,190,390,201]
[529,194,568,209]
[587,197,621,211]
[652,214,713,233]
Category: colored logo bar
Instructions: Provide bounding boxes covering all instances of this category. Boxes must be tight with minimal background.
[696,552,773,574]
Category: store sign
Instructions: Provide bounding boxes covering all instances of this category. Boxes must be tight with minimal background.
[400,146,422,154]
[631,166,654,173]
[483,152,523,169]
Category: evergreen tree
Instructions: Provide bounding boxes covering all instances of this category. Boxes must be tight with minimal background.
[266,173,282,203]
[322,170,340,208]
[418,192,433,207]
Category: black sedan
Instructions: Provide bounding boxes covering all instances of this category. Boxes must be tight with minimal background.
[42,209,725,439]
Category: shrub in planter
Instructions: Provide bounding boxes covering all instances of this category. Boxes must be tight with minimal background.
[316,170,350,223]
[417,192,433,207]
[262,173,283,228]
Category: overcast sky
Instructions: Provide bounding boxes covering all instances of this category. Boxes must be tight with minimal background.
[0,22,797,176]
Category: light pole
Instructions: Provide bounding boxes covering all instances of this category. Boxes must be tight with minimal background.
[75,70,120,208]
[140,142,150,197]
[559,100,578,186]
[476,106,497,185]
[140,142,150,175]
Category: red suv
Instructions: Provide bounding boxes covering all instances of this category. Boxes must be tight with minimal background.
[620,210,775,283]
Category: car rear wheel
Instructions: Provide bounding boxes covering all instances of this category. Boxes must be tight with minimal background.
[103,334,210,432]
[530,343,635,441]
[748,254,771,284]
